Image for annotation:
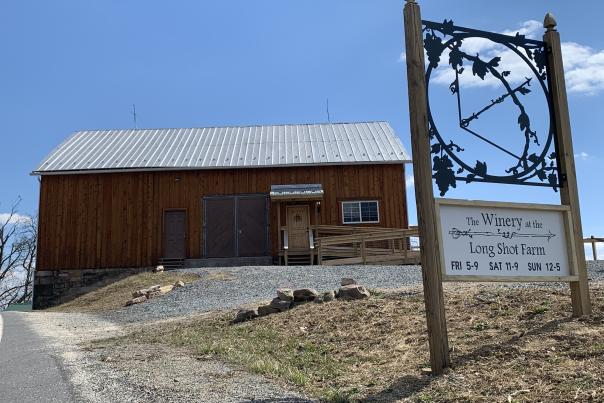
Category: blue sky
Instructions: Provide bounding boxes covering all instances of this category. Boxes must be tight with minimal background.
[1,1,602,255]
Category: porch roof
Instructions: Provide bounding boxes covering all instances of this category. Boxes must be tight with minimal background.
[269,184,324,201]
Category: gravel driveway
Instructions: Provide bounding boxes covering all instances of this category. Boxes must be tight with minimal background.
[104,262,604,324]
[104,265,422,323]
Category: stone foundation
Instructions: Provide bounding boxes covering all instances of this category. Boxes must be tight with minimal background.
[33,267,151,309]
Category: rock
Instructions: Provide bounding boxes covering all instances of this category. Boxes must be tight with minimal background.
[269,297,291,312]
[341,278,357,286]
[323,290,336,302]
[173,280,185,288]
[153,265,164,273]
[313,296,324,304]
[146,290,162,299]
[293,288,319,302]
[132,289,148,298]
[234,308,258,323]
[289,301,306,308]
[258,305,280,316]
[159,285,174,295]
[147,284,161,292]
[125,295,147,306]
[338,284,370,300]
[276,288,294,301]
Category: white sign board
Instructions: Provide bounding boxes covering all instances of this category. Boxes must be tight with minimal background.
[435,199,577,281]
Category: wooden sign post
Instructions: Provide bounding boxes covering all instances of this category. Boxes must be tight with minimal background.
[543,14,592,316]
[402,0,591,374]
[403,0,450,374]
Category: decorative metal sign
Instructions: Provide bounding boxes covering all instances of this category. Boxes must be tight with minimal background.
[435,199,576,281]
[422,19,561,196]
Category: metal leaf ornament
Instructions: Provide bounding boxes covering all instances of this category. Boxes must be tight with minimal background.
[433,155,457,196]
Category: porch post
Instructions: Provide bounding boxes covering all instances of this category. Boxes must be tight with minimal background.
[277,201,282,264]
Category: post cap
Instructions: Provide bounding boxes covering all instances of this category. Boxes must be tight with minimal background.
[544,13,557,31]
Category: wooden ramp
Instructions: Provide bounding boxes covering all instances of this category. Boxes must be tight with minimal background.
[316,226,420,266]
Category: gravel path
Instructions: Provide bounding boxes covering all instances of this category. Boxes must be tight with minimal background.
[104,265,423,323]
[21,312,312,403]
[105,261,604,324]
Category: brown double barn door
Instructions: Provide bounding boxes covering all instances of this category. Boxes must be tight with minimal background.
[204,194,269,258]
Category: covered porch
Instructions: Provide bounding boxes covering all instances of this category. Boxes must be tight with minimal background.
[270,184,323,265]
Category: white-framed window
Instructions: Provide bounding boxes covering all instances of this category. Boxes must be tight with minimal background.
[341,200,380,224]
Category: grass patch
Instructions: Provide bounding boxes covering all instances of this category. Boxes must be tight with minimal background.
[48,271,199,313]
[531,303,550,315]
[125,312,345,394]
[108,283,604,401]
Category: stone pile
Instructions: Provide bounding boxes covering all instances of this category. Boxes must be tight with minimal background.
[125,280,184,306]
[234,278,370,323]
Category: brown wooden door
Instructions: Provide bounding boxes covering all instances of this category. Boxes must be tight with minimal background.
[204,197,237,258]
[237,195,268,257]
[287,205,310,250]
[163,210,186,259]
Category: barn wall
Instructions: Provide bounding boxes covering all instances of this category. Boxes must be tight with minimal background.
[37,164,408,270]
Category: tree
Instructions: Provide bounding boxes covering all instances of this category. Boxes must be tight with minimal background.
[0,198,37,310]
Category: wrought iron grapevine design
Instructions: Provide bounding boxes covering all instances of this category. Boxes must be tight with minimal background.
[422,19,561,196]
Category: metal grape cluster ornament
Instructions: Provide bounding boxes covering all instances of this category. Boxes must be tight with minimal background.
[422,19,561,196]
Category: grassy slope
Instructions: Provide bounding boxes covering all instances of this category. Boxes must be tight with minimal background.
[119,283,604,402]
[48,272,200,313]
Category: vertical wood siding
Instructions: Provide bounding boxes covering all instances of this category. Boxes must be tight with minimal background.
[37,164,408,270]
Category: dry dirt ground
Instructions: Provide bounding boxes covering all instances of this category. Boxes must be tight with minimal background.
[46,271,200,313]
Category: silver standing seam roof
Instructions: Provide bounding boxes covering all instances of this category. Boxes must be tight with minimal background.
[32,121,411,175]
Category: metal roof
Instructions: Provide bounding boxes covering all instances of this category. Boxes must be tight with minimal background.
[270,184,324,200]
[33,121,411,175]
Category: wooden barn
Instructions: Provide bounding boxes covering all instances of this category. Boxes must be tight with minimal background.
[32,121,412,308]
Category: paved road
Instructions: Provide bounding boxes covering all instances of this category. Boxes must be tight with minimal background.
[0,312,75,402]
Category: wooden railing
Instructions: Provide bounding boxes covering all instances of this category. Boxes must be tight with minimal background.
[316,225,419,238]
[584,236,603,261]
[280,226,315,265]
[316,227,420,266]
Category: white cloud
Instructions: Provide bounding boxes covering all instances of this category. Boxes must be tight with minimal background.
[399,52,406,63]
[575,151,589,160]
[406,173,415,188]
[562,42,604,95]
[426,20,604,96]
[0,212,31,225]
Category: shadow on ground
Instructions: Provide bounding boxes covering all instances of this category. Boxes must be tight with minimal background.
[361,316,576,401]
